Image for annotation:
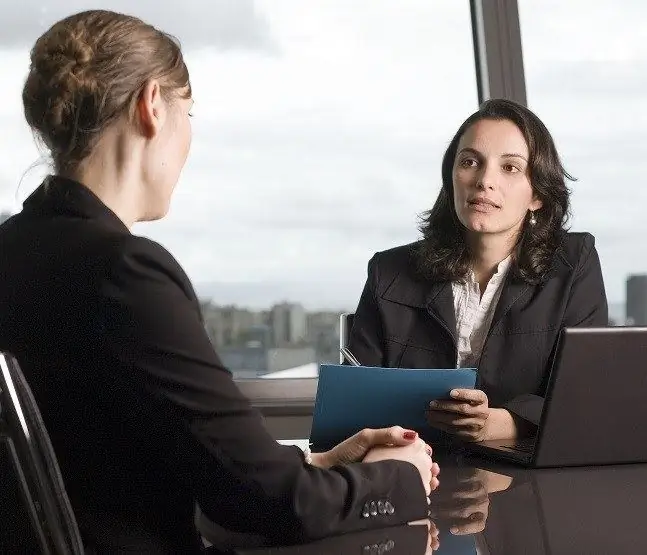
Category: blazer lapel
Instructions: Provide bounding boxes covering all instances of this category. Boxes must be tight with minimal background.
[425,281,457,341]
[381,272,456,342]
[490,273,532,331]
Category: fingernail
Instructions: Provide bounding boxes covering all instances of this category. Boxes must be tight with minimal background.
[450,390,458,398]
[403,431,417,440]
[429,401,437,407]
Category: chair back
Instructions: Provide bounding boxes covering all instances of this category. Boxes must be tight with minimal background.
[0,352,84,554]
[338,312,355,362]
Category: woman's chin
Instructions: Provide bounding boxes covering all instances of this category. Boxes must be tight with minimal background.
[462,216,497,234]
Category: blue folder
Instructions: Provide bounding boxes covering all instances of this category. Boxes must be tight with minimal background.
[310,364,478,450]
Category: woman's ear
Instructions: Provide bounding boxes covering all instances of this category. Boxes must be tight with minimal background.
[529,196,543,211]
[136,79,166,139]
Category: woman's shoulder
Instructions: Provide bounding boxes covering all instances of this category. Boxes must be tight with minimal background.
[99,233,194,293]
[371,240,422,269]
[100,233,179,268]
[556,231,598,269]
[365,241,428,298]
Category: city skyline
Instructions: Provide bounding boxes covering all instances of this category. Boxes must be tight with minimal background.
[198,293,631,326]
[195,282,634,318]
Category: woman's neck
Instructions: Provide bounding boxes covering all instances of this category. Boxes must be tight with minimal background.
[468,231,516,290]
[65,131,144,229]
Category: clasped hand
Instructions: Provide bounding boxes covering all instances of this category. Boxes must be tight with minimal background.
[314,426,440,495]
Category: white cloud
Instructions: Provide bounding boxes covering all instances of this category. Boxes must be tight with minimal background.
[0,0,276,51]
[1,1,645,309]
[518,0,647,304]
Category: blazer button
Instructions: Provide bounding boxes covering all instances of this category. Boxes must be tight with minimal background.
[361,501,371,518]
[369,501,378,516]
[377,500,386,515]
[385,501,395,514]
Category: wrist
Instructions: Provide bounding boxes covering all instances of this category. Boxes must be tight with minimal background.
[308,451,331,469]
[484,408,518,441]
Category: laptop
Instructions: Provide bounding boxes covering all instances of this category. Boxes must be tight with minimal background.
[463,326,647,467]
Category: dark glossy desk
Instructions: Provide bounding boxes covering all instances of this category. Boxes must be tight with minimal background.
[202,451,647,555]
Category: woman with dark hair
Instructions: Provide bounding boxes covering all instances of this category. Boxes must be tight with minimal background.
[347,98,608,442]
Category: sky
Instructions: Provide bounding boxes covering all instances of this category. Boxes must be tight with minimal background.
[0,0,644,312]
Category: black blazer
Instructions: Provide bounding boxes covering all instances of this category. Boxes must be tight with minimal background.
[0,177,428,554]
[348,233,608,426]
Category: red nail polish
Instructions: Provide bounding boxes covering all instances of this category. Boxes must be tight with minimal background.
[403,431,417,440]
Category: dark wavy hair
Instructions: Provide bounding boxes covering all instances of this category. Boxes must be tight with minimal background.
[416,98,574,284]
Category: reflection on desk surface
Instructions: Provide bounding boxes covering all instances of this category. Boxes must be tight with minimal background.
[201,443,647,555]
[480,463,647,555]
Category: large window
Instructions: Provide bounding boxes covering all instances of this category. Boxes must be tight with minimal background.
[519,0,647,326]
[0,1,478,378]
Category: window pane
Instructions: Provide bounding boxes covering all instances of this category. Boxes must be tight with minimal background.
[1,1,477,378]
[519,0,646,326]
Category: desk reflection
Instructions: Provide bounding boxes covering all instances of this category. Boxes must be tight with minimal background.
[236,523,434,555]
[203,455,647,555]
[480,463,647,554]
[223,463,492,555]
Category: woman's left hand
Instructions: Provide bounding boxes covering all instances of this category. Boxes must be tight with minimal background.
[313,426,419,467]
[312,426,439,481]
[427,389,490,441]
[426,389,519,442]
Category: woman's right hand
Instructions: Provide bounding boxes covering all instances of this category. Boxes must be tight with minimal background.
[362,438,438,496]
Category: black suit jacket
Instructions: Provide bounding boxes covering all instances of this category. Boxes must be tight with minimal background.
[348,233,608,426]
[0,177,428,554]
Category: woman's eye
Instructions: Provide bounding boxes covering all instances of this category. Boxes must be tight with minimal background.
[503,163,520,173]
[460,158,477,168]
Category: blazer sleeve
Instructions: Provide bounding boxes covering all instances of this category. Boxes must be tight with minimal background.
[90,237,428,544]
[504,234,609,425]
[346,254,386,367]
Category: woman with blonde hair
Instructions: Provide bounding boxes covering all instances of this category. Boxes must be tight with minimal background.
[0,10,438,553]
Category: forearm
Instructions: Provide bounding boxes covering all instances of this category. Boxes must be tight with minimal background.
[484,408,522,441]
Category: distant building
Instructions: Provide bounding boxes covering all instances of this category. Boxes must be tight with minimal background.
[267,346,316,373]
[626,275,647,326]
[306,311,342,363]
[270,302,307,346]
[219,345,316,377]
[240,324,272,349]
[201,303,265,348]
[198,301,341,377]
[219,345,267,377]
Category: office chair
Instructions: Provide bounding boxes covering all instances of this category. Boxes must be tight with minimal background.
[338,312,355,362]
[0,352,85,555]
